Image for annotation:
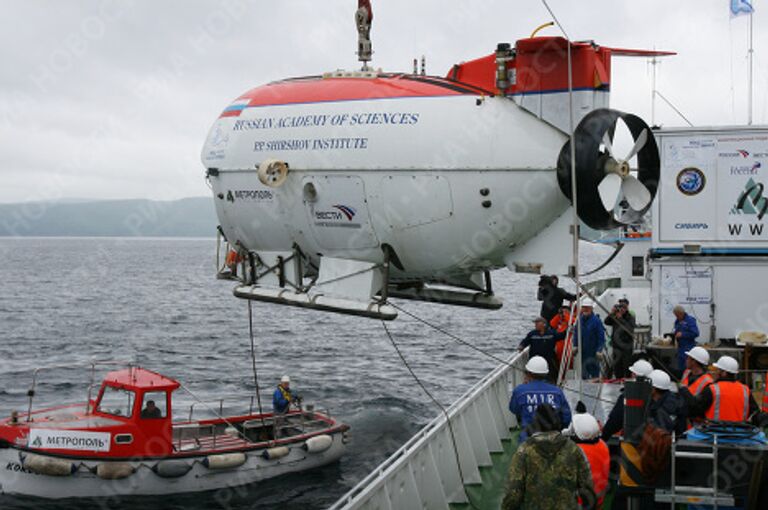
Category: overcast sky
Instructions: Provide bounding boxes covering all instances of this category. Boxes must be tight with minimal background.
[1,0,765,203]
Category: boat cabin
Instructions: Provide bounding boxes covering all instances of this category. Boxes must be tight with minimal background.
[90,367,180,456]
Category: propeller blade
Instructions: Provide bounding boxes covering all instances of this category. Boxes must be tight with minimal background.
[598,173,622,211]
[602,132,617,160]
[625,129,648,161]
[621,174,652,210]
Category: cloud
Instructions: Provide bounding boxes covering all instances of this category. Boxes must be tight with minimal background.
[0,0,765,202]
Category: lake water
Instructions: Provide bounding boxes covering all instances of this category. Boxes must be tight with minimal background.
[0,237,617,509]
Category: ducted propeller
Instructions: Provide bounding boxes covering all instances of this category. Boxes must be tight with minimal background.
[557,109,660,230]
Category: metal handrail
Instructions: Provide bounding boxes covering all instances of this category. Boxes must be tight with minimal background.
[330,350,526,509]
[24,359,135,422]
[184,394,266,422]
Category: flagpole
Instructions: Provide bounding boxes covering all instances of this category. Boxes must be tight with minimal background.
[748,10,754,125]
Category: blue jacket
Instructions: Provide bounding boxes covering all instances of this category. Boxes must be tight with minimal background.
[575,313,605,356]
[273,386,292,413]
[518,327,564,366]
[509,379,572,442]
[674,314,699,344]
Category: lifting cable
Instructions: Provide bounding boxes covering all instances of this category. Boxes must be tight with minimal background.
[248,300,266,424]
[380,320,480,510]
[390,302,618,407]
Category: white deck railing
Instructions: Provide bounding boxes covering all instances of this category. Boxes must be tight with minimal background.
[329,350,528,510]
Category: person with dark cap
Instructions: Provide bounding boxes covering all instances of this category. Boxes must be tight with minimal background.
[604,299,636,379]
[537,275,577,323]
[518,316,564,377]
[502,404,595,510]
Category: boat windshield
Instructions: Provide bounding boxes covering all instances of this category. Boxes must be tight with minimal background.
[97,386,136,418]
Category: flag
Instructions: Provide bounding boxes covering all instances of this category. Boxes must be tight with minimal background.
[731,0,754,17]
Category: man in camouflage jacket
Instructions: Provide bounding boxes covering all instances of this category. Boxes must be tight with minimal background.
[502,404,595,510]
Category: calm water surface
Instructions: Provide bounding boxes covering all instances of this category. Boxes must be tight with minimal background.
[0,238,616,509]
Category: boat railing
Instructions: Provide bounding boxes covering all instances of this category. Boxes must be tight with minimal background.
[23,359,134,421]
[329,349,528,509]
[182,396,332,444]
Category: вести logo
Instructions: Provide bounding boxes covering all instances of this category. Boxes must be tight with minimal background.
[332,205,357,221]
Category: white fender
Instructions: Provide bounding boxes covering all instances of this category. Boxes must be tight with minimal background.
[203,452,247,470]
[262,446,290,460]
[22,453,76,476]
[303,434,333,453]
[152,459,192,478]
[96,462,134,480]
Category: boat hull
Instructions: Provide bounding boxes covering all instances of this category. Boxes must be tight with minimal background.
[0,432,346,499]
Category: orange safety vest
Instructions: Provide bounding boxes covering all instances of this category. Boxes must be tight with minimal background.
[705,381,750,422]
[578,440,610,509]
[681,371,714,396]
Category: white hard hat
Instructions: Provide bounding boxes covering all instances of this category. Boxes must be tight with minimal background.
[649,369,671,391]
[581,298,595,308]
[525,356,550,375]
[629,359,654,377]
[280,375,291,383]
[572,413,601,441]
[685,346,710,366]
[713,356,739,374]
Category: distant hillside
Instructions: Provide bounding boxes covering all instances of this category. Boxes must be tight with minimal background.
[0,197,217,237]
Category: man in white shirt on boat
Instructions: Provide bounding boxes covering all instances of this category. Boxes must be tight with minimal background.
[509,356,572,442]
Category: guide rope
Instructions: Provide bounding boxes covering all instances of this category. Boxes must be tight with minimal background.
[248,300,266,424]
[380,320,481,510]
[390,302,618,406]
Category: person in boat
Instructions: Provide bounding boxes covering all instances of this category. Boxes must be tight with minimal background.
[567,413,610,510]
[509,356,572,442]
[647,369,687,436]
[141,400,162,419]
[550,305,575,375]
[273,375,300,414]
[604,300,635,379]
[518,317,564,379]
[502,404,595,510]
[680,355,762,425]
[671,305,699,376]
[574,299,606,380]
[537,275,576,323]
[600,359,654,441]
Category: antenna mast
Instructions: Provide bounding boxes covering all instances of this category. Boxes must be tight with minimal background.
[355,0,374,71]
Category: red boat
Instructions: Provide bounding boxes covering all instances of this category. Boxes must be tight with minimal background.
[0,365,348,499]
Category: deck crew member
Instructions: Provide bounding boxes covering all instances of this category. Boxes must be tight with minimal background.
[601,359,654,440]
[680,346,713,396]
[537,275,576,322]
[502,404,595,510]
[518,317,564,379]
[568,413,610,510]
[575,299,606,380]
[604,301,636,379]
[550,305,574,375]
[273,375,297,414]
[509,356,572,442]
[672,305,699,374]
[682,356,760,424]
[647,369,687,436]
